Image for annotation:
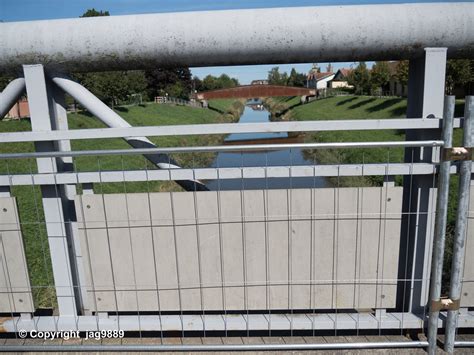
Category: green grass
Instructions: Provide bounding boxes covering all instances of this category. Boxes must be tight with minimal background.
[293,96,408,183]
[0,100,241,309]
[270,96,465,186]
[292,96,407,120]
[207,99,240,113]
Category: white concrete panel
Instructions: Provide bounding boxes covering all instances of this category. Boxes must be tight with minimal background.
[290,189,312,309]
[0,197,19,231]
[84,228,116,312]
[149,193,173,226]
[243,190,266,310]
[0,197,34,313]
[76,194,106,229]
[354,187,381,309]
[267,189,289,309]
[153,226,180,311]
[198,223,223,310]
[312,188,336,309]
[174,223,201,310]
[172,192,201,310]
[104,194,129,228]
[76,188,403,312]
[126,193,152,227]
[334,189,359,309]
[195,191,223,310]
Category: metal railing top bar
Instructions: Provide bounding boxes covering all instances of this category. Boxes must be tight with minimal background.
[0,140,445,159]
[2,163,465,187]
[0,118,462,143]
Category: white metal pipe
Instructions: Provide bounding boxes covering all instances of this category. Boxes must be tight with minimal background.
[0,341,430,352]
[0,78,25,118]
[0,163,463,187]
[0,119,463,144]
[51,74,140,131]
[0,140,445,159]
[1,3,474,73]
[50,74,207,191]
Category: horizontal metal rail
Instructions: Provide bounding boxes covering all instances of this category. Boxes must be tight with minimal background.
[0,119,462,143]
[2,163,470,187]
[1,3,474,73]
[0,342,430,352]
[0,140,444,159]
[453,341,474,347]
[3,311,473,333]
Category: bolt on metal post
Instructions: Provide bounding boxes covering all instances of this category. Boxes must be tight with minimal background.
[444,96,474,353]
[427,96,455,355]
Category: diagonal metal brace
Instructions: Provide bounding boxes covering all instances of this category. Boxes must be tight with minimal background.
[430,298,460,312]
[441,147,473,161]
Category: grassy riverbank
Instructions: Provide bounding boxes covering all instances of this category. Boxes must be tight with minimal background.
[264,95,464,177]
[0,99,244,309]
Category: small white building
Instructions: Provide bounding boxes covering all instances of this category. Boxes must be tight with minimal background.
[328,68,353,89]
[306,64,335,90]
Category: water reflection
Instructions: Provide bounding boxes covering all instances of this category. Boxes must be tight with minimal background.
[206,102,326,190]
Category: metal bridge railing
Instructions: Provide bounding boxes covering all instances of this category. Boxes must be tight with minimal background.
[0,91,472,352]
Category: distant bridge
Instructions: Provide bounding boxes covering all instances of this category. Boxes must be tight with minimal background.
[195,84,316,100]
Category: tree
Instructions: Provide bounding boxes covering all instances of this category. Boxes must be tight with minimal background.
[0,75,13,92]
[287,68,306,87]
[445,59,473,95]
[80,8,110,17]
[198,74,240,91]
[192,76,203,92]
[348,62,371,95]
[217,74,237,89]
[370,61,391,94]
[144,67,192,99]
[395,61,409,86]
[73,70,147,106]
[267,67,288,86]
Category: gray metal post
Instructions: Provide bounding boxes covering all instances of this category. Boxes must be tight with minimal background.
[427,96,455,355]
[23,64,79,318]
[50,83,90,314]
[400,48,447,316]
[444,96,474,353]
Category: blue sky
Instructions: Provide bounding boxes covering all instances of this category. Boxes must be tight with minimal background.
[1,0,468,84]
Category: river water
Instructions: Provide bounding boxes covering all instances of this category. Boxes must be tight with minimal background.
[206,101,327,190]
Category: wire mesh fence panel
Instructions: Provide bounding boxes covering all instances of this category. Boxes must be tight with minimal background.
[0,107,472,352]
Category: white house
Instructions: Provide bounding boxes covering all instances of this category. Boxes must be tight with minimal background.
[306,64,335,90]
[329,68,353,89]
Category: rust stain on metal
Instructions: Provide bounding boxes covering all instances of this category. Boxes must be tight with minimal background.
[0,317,13,332]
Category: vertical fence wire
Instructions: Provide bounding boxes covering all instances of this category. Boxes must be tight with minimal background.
[144,156,164,340]
[167,155,185,338]
[191,154,206,337]
[120,154,143,340]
